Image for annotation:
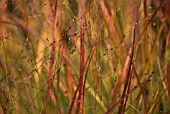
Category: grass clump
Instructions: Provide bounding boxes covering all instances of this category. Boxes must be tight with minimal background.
[0,0,170,113]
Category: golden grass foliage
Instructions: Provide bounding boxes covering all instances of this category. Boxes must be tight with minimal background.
[0,0,170,113]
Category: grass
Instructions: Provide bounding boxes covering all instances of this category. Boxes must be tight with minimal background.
[0,0,170,114]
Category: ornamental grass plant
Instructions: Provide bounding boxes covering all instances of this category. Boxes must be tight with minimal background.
[0,0,170,114]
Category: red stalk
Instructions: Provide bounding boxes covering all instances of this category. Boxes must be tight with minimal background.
[110,47,132,105]
[106,72,153,114]
[76,0,85,113]
[139,0,166,40]
[68,1,85,113]
[44,0,58,113]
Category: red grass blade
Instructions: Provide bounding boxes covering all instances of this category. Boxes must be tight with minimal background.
[106,72,153,114]
[76,0,85,113]
[99,0,120,47]
[139,0,166,40]
[149,87,168,114]
[44,1,58,113]
[110,47,132,105]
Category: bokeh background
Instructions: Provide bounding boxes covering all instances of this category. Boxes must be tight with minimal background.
[0,0,170,113]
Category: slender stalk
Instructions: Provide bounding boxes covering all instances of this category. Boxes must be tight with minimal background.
[139,0,166,40]
[106,72,153,114]
[44,0,58,113]
[0,30,13,112]
[76,0,85,113]
[110,46,132,104]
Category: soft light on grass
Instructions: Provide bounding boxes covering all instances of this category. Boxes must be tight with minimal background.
[0,0,170,114]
